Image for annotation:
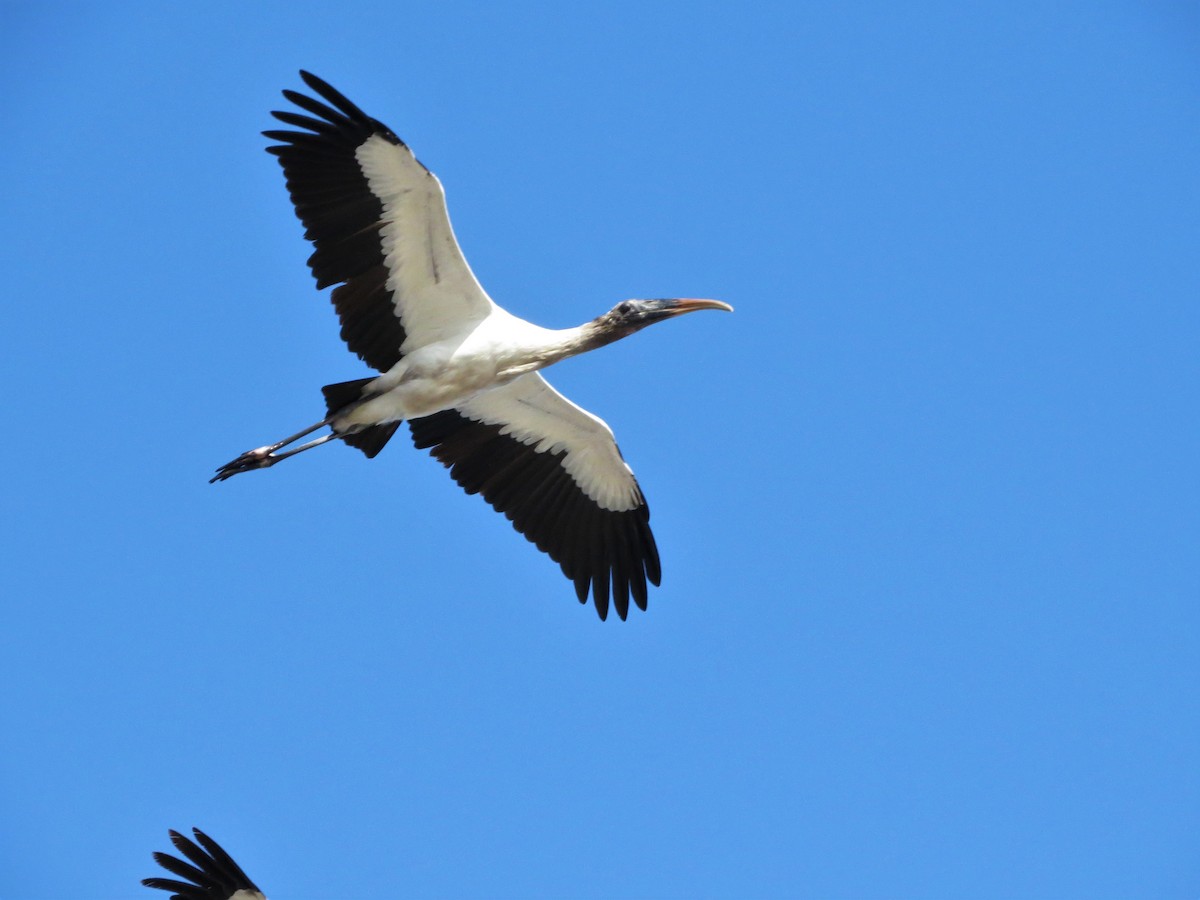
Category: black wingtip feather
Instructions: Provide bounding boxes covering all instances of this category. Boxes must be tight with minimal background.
[279,89,345,124]
[298,70,367,120]
[270,109,341,134]
[577,571,597,606]
[261,128,305,143]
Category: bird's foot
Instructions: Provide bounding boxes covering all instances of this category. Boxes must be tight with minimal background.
[209,446,280,483]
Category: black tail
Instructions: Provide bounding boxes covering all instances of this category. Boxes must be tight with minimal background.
[322,378,401,459]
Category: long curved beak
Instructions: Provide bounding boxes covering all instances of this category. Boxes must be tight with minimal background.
[653,298,734,316]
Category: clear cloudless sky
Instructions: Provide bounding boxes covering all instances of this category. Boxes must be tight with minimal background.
[1,2,1197,898]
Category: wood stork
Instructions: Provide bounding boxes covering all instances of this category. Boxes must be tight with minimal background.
[212,71,732,620]
[143,828,265,900]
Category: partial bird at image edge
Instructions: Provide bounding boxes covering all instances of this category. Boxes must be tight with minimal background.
[143,828,265,900]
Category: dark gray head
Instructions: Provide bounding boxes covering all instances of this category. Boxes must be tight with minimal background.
[596,297,733,342]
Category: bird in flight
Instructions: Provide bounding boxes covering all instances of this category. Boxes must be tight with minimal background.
[212,71,731,619]
[143,828,264,900]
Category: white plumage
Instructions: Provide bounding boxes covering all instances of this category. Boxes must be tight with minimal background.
[355,133,494,346]
[212,71,731,620]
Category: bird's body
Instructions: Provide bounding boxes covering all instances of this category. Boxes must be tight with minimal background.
[213,71,730,619]
[341,315,577,424]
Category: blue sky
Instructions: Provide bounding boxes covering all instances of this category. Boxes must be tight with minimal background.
[1,2,1197,897]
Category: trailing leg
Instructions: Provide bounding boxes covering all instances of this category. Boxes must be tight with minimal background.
[209,416,339,482]
[210,377,401,483]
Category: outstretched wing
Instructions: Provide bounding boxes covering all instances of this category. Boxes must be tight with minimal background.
[142,828,266,900]
[264,70,497,372]
[409,374,661,620]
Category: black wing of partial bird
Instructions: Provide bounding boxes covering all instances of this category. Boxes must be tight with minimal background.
[142,828,266,900]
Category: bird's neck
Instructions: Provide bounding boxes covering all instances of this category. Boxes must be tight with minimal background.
[554,316,630,359]
[494,315,629,380]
